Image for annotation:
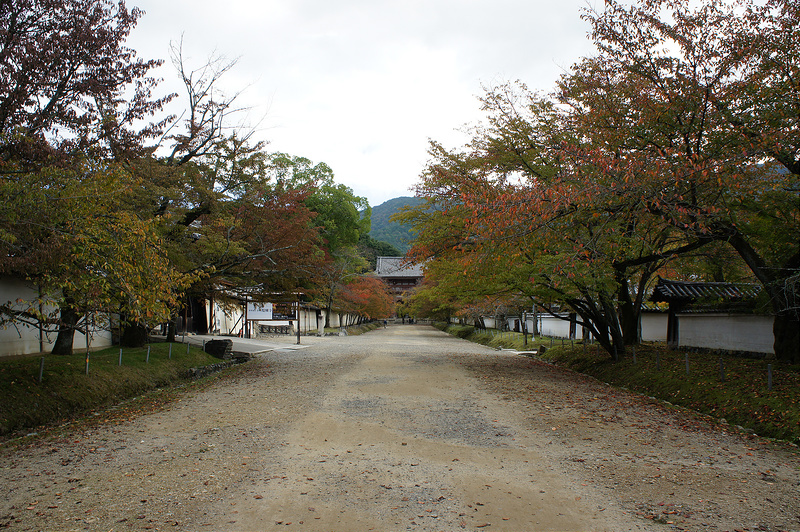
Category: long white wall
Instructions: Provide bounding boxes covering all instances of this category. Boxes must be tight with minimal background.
[538,315,577,338]
[452,309,773,354]
[678,313,774,354]
[208,299,359,336]
[0,277,113,356]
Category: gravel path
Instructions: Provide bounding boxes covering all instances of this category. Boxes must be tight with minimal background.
[1,325,798,531]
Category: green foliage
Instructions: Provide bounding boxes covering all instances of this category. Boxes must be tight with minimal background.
[0,161,188,332]
[267,152,370,253]
[369,196,424,253]
[306,182,370,253]
[401,279,461,322]
[0,344,221,438]
[358,234,402,270]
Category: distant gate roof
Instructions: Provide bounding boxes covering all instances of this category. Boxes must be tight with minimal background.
[375,256,423,278]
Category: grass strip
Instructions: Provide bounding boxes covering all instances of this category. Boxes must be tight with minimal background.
[0,343,220,439]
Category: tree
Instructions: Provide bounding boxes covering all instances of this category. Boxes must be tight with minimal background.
[0,0,181,354]
[400,84,707,358]
[133,135,331,342]
[163,41,243,167]
[567,0,800,361]
[357,234,401,271]
[0,161,186,354]
[0,0,170,167]
[267,153,370,253]
[337,275,394,321]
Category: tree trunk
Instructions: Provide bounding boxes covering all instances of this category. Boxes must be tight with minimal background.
[614,265,643,346]
[773,311,799,363]
[166,318,177,343]
[619,301,640,346]
[121,322,149,347]
[52,300,80,356]
[725,230,799,363]
[597,291,626,359]
[566,293,626,359]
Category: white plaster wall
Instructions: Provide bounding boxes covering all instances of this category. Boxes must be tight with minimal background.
[641,313,668,342]
[210,301,327,336]
[678,314,774,354]
[327,311,341,328]
[296,308,320,334]
[539,314,581,339]
[539,313,663,342]
[525,318,536,334]
[210,301,244,336]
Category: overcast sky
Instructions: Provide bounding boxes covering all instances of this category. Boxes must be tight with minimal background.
[127,1,599,207]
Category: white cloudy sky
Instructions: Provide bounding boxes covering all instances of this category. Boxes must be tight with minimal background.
[127,0,599,207]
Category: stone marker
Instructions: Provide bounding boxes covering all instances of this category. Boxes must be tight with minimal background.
[204,339,233,359]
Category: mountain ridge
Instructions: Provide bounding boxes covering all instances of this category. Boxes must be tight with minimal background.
[367,196,423,253]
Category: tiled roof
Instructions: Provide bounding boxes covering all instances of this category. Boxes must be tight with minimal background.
[650,277,761,303]
[375,256,424,278]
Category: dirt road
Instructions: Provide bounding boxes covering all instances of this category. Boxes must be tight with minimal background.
[2,325,798,531]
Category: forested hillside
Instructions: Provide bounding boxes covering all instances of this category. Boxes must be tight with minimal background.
[368,196,423,253]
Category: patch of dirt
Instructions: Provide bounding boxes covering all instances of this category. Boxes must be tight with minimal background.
[1,326,798,531]
[458,353,800,532]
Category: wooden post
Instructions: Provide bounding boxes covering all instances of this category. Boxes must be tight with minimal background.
[522,311,527,347]
[38,357,45,384]
[685,353,690,375]
[244,295,249,339]
[119,348,123,366]
[38,285,44,354]
[85,321,90,375]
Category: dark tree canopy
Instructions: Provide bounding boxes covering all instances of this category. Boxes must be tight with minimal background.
[0,0,171,168]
